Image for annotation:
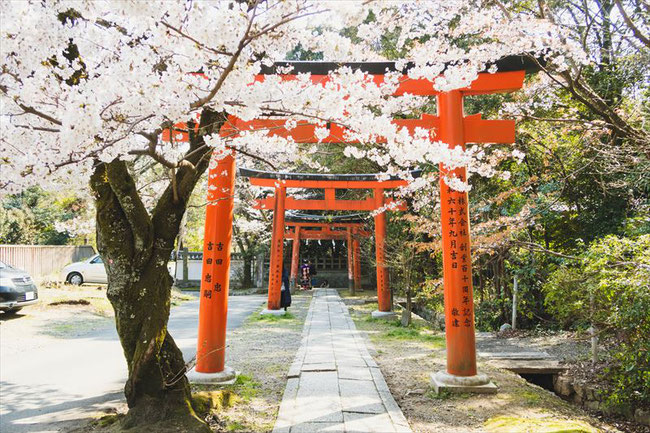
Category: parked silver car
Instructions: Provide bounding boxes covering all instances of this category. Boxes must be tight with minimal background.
[0,260,39,314]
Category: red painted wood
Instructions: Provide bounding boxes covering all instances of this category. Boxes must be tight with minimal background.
[195,153,235,374]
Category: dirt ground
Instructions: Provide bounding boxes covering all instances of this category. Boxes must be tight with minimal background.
[28,281,195,317]
[200,292,312,432]
[71,291,313,433]
[340,290,642,433]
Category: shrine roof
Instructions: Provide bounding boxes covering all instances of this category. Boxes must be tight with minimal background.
[259,55,541,75]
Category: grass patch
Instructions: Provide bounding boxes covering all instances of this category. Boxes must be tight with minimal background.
[361,315,446,348]
[426,389,473,400]
[337,289,375,299]
[484,416,597,433]
[225,374,261,402]
[426,389,453,400]
[251,311,295,323]
[382,326,445,347]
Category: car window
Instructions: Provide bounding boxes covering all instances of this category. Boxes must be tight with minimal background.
[91,256,103,264]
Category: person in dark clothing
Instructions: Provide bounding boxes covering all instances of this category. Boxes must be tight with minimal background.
[281,265,291,311]
[300,259,312,290]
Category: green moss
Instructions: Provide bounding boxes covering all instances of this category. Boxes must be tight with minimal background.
[226,420,246,431]
[192,390,240,414]
[92,413,122,427]
[484,416,598,433]
[515,389,543,406]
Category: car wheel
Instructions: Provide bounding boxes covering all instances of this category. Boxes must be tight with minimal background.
[67,272,84,286]
[4,308,22,315]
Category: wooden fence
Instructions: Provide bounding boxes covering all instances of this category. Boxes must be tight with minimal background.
[0,245,96,279]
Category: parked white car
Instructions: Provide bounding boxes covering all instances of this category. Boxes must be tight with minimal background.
[61,254,107,285]
[61,254,175,285]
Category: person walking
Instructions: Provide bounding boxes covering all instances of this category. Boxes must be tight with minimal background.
[281,265,291,311]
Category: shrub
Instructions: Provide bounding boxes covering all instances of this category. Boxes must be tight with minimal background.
[543,235,650,409]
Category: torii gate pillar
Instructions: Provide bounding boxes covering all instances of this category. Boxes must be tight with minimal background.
[431,91,497,393]
[372,188,396,319]
[290,226,301,290]
[346,228,354,293]
[352,232,362,292]
[262,186,286,315]
[188,153,236,384]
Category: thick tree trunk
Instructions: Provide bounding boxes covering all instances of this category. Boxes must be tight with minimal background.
[89,109,226,432]
[242,255,253,288]
[92,164,209,432]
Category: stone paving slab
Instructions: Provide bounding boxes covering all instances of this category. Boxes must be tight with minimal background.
[272,289,413,433]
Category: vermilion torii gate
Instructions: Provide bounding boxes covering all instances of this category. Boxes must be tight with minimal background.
[283,213,371,292]
[178,58,536,391]
[241,168,412,317]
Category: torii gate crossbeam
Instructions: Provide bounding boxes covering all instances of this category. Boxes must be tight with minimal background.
[244,168,415,315]
[177,58,536,392]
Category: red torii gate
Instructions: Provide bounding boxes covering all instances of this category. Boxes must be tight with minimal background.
[182,58,535,392]
[283,214,370,292]
[242,168,412,316]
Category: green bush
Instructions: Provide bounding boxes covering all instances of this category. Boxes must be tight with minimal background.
[543,235,650,409]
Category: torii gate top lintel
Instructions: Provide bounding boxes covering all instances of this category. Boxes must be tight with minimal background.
[257,55,541,76]
[240,167,421,189]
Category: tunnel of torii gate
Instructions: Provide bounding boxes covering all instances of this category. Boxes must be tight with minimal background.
[176,57,538,391]
[240,167,414,313]
[282,212,371,293]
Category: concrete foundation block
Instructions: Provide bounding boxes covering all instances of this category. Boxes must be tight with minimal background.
[371,310,397,320]
[635,408,650,426]
[430,370,498,395]
[187,365,237,385]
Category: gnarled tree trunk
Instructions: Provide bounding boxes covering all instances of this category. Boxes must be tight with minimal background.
[90,109,225,432]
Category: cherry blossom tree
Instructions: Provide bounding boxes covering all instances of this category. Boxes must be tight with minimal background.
[0,1,575,430]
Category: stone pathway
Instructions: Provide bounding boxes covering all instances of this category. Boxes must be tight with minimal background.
[273,289,412,433]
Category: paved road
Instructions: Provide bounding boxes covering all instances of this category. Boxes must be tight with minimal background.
[0,294,266,433]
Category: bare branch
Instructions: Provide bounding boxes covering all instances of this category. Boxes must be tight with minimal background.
[615,0,650,48]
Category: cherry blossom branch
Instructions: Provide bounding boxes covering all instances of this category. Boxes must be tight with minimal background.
[190,1,260,110]
[160,21,233,56]
[15,102,62,126]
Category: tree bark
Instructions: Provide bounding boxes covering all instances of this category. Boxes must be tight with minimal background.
[242,255,253,288]
[89,109,226,431]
